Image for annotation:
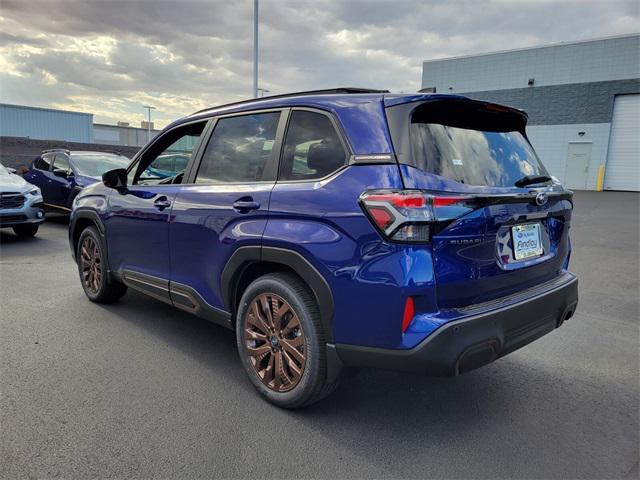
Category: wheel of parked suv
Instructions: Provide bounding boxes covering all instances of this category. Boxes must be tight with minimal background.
[236,272,339,408]
[77,226,127,303]
[12,224,39,237]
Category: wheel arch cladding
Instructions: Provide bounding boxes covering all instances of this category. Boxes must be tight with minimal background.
[222,246,335,341]
[69,210,106,262]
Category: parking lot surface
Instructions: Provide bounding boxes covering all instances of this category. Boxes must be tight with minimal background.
[1,191,638,479]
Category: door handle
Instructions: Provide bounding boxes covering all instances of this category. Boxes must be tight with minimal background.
[233,199,260,213]
[153,196,172,210]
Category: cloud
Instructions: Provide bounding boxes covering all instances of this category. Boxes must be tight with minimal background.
[0,0,638,128]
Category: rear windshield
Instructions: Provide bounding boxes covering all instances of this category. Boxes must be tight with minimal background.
[410,123,548,187]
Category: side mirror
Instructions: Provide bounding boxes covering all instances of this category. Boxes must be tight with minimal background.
[53,168,70,178]
[102,168,128,191]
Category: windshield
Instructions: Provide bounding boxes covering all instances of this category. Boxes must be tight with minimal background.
[410,123,550,187]
[72,154,130,178]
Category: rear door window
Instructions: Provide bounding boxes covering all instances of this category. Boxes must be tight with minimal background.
[195,112,280,184]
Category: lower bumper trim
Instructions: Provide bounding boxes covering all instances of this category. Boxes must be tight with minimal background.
[335,273,578,377]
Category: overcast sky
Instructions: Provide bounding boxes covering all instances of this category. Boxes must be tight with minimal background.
[1,0,638,128]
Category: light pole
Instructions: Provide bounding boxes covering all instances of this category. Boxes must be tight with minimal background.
[253,0,259,98]
[143,105,156,142]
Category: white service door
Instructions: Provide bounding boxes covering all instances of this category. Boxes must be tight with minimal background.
[605,94,639,192]
[565,142,592,190]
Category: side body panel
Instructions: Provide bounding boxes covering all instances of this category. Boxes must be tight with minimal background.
[169,183,274,312]
[105,184,183,279]
[263,165,439,349]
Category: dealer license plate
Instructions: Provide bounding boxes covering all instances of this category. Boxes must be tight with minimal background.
[512,223,543,260]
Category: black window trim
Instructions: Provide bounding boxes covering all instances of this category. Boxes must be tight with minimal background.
[123,105,352,188]
[185,107,289,186]
[276,106,352,185]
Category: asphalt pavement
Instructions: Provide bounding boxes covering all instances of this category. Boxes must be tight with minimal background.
[1,192,638,479]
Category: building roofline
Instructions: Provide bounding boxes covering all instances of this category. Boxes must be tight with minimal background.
[93,122,160,132]
[0,102,94,117]
[423,32,639,64]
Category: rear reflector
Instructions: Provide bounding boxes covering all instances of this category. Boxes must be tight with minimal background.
[368,206,395,230]
[402,297,415,333]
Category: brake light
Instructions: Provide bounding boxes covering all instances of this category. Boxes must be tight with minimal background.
[360,190,474,243]
[433,196,468,207]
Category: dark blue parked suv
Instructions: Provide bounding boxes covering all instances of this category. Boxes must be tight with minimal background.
[69,88,578,408]
[24,150,130,213]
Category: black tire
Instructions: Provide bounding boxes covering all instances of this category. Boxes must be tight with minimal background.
[236,272,339,408]
[76,226,127,303]
[12,224,38,237]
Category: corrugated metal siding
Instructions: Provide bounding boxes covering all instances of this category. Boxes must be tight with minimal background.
[0,104,93,143]
[94,124,159,147]
[422,34,639,93]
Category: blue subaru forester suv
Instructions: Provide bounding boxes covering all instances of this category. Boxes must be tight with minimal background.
[69,88,578,408]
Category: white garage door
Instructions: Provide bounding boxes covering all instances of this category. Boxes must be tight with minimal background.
[604,94,639,191]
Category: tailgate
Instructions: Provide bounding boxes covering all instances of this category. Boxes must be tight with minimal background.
[431,192,573,308]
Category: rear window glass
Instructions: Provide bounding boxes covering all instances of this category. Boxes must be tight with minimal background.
[410,124,548,187]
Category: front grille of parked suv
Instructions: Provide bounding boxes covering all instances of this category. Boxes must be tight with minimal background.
[0,193,26,210]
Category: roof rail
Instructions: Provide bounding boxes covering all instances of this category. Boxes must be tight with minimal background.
[41,148,70,155]
[192,87,389,115]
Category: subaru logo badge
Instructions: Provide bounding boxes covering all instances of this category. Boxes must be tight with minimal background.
[535,192,548,206]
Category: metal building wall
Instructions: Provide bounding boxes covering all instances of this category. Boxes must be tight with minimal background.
[94,124,160,147]
[420,34,640,190]
[0,103,94,143]
[422,34,639,93]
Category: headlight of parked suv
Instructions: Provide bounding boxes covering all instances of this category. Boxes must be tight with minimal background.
[27,186,41,196]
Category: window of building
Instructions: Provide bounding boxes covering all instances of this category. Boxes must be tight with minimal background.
[195,112,280,184]
[279,111,347,181]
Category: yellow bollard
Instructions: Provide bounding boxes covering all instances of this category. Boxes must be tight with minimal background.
[596,165,605,192]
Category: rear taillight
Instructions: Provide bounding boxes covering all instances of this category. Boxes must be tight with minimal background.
[360,190,474,243]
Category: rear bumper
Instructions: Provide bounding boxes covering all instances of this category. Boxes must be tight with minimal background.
[334,272,578,376]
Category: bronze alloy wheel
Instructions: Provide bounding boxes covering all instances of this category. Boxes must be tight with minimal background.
[80,236,102,294]
[243,293,306,392]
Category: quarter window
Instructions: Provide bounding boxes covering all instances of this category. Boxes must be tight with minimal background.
[279,111,347,181]
[195,112,280,184]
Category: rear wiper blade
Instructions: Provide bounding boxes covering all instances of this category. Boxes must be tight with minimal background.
[514,174,552,188]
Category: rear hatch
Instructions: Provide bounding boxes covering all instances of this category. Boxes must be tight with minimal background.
[385,96,573,308]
